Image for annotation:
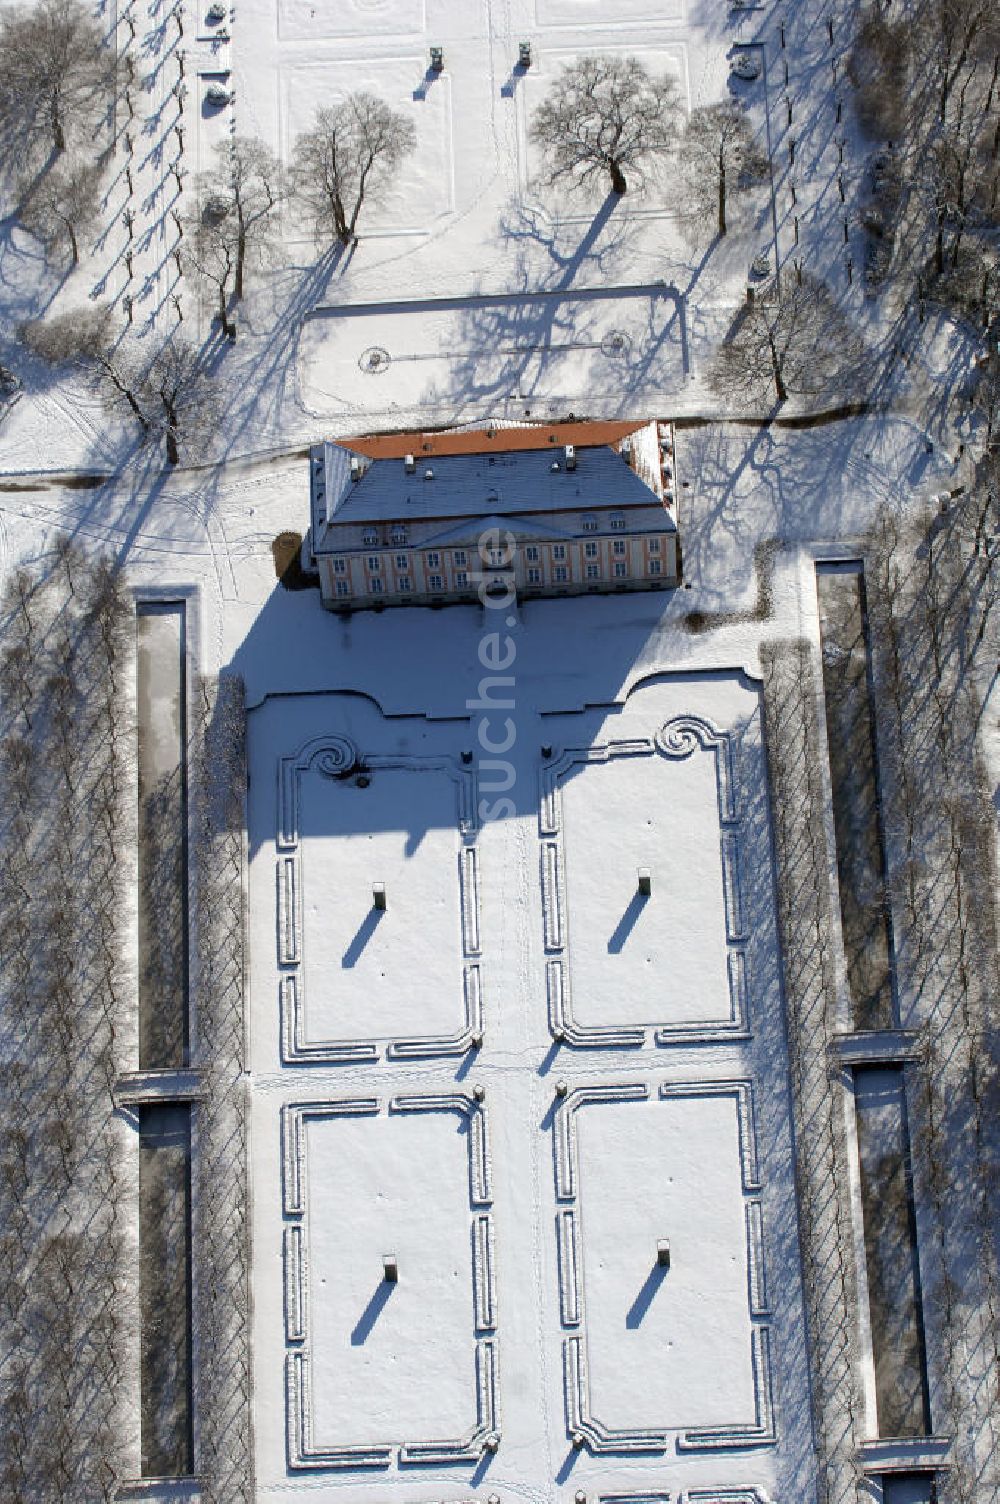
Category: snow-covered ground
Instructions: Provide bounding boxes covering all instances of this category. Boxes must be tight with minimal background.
[0,0,997,1502]
[246,667,813,1501]
[1,0,989,463]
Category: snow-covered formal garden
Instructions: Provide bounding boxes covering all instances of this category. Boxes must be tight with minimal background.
[0,1,996,1503]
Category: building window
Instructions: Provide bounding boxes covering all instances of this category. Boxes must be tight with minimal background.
[586,564,600,580]
[613,540,626,556]
[367,555,381,571]
[395,554,409,571]
[336,580,350,596]
[648,537,660,553]
[398,576,412,592]
[553,565,568,582]
[610,515,625,531]
[452,549,467,566]
[370,577,384,594]
[614,561,628,578]
[333,558,346,575]
[429,573,444,591]
[425,551,440,569]
[363,528,378,546]
[649,558,662,576]
[455,571,469,588]
[525,546,539,562]
[584,541,598,559]
[527,567,541,585]
[582,518,598,532]
[552,544,566,561]
[390,528,407,546]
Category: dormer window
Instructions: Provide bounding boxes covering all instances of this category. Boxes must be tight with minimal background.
[582,517,598,532]
[363,528,378,546]
[609,514,625,531]
[390,526,407,545]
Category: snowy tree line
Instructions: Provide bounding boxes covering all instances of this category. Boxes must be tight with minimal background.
[865,484,1000,1504]
[189,673,253,1504]
[758,473,999,1504]
[0,547,253,1499]
[849,0,1000,325]
[0,0,125,265]
[0,542,132,1500]
[760,637,865,1504]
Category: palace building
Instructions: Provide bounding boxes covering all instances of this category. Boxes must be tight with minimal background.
[307,417,679,609]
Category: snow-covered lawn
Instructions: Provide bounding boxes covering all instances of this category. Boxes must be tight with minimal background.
[298,1104,481,1449]
[245,662,809,1500]
[0,0,997,1500]
[299,283,689,417]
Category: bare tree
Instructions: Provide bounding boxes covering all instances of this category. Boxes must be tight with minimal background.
[187,136,283,328]
[912,0,1000,130]
[846,0,1000,325]
[921,133,973,275]
[20,308,218,464]
[0,0,119,168]
[291,94,415,245]
[183,203,238,339]
[529,55,681,197]
[20,304,148,428]
[0,362,19,412]
[681,99,769,237]
[710,273,867,406]
[848,4,913,140]
[16,154,101,263]
[142,338,217,465]
[970,111,1000,227]
[222,136,282,298]
[970,346,1000,436]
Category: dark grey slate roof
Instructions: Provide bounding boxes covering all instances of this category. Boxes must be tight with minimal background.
[328,442,661,524]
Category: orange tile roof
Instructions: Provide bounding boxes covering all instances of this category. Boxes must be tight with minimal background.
[336,418,649,460]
